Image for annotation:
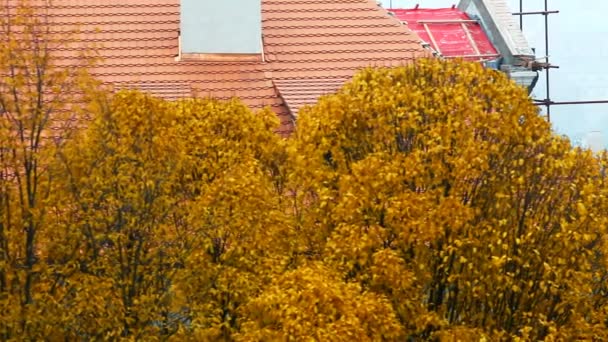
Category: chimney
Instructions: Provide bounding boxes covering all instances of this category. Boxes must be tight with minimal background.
[179,1,262,58]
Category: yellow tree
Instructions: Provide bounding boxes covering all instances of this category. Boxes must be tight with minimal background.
[50,91,290,339]
[288,59,608,339]
[168,98,291,340]
[50,91,188,338]
[0,0,96,338]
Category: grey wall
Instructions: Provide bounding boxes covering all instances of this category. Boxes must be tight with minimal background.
[180,0,262,54]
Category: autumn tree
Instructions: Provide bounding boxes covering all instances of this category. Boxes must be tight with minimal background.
[1,6,607,339]
[167,98,291,340]
[0,0,97,338]
[47,91,291,339]
[286,59,608,339]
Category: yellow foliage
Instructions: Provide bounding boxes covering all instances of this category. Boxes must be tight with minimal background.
[288,59,608,339]
[1,8,607,339]
[51,92,289,339]
[238,263,403,341]
[0,0,98,338]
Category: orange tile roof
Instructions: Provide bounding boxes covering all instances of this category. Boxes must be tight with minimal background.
[30,0,429,134]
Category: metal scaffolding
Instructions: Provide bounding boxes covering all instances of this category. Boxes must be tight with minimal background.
[513,0,608,122]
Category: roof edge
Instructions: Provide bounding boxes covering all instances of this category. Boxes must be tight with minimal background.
[376,0,431,55]
[458,0,534,63]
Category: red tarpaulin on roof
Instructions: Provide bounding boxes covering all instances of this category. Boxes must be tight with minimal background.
[389,8,499,60]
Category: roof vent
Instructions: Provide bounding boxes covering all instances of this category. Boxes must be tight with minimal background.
[180,1,262,56]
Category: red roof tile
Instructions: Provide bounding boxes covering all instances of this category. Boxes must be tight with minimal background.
[11,0,429,135]
[389,8,499,61]
[265,0,429,119]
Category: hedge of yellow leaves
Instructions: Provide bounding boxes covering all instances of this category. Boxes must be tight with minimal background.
[1,58,608,340]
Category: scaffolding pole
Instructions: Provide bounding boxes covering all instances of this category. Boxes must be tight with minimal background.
[544,0,551,120]
[534,100,608,106]
[513,0,558,122]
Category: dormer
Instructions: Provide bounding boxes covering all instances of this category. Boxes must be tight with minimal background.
[178,1,262,61]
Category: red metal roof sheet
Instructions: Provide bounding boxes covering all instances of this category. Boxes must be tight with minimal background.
[389,8,498,61]
[6,0,430,135]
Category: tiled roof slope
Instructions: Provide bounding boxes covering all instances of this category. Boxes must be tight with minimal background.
[264,0,428,117]
[28,0,428,134]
